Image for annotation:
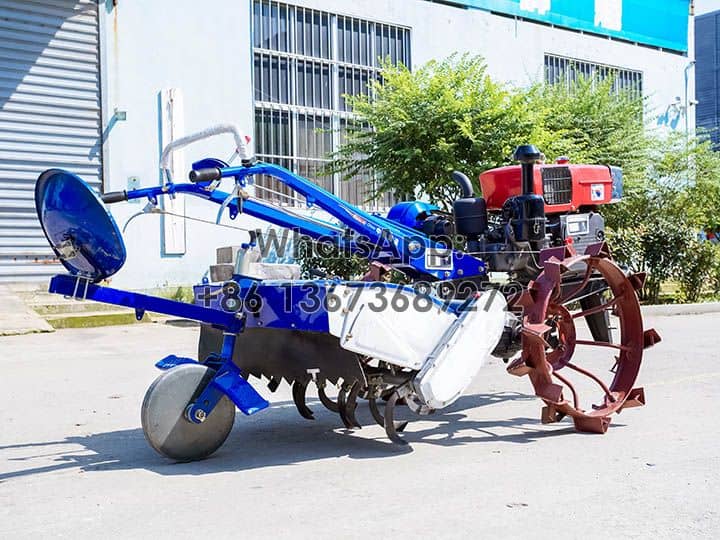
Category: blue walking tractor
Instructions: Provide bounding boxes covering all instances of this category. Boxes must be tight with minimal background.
[34,125,660,460]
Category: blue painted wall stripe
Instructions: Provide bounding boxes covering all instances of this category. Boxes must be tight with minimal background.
[437,0,689,52]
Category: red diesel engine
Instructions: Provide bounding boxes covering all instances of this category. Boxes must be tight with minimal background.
[475,150,624,276]
[387,145,624,282]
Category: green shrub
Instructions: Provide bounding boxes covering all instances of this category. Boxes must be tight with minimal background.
[295,236,369,280]
[676,238,718,303]
[710,245,720,300]
[328,55,535,209]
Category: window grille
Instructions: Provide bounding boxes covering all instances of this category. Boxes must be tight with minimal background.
[544,54,643,98]
[253,1,410,208]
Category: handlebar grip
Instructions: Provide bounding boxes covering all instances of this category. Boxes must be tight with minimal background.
[189,167,222,183]
[101,190,128,204]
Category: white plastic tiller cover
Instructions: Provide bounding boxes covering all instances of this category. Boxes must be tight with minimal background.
[329,284,456,370]
[329,285,507,408]
[414,290,507,409]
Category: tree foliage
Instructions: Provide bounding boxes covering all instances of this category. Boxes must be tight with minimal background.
[326,54,720,303]
[606,134,720,302]
[328,55,534,208]
[525,77,650,183]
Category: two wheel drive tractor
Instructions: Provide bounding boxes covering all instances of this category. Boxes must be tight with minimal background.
[34,125,659,461]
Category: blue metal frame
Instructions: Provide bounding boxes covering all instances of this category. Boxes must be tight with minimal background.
[49,274,244,332]
[121,162,486,281]
[44,161,490,425]
[188,333,269,419]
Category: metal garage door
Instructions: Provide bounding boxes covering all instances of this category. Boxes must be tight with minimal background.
[0,0,101,282]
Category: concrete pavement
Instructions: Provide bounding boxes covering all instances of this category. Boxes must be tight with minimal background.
[0,313,718,539]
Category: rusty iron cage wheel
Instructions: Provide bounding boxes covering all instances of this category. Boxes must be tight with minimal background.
[507,244,660,433]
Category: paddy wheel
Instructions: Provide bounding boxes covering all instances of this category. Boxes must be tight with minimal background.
[507,244,660,433]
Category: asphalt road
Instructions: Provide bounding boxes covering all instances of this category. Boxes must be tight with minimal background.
[1,312,718,539]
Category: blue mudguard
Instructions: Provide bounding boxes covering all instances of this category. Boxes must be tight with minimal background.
[155,355,197,370]
[211,364,269,415]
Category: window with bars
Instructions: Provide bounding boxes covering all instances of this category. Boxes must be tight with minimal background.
[252,0,411,207]
[544,54,643,98]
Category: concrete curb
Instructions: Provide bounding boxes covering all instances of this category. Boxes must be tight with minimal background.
[641,302,720,316]
[0,285,54,336]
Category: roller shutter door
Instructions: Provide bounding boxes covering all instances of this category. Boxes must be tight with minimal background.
[0,0,101,282]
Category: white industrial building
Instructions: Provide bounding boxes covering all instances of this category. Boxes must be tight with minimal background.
[0,0,695,288]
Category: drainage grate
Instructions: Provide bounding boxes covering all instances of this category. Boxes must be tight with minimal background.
[542,166,573,205]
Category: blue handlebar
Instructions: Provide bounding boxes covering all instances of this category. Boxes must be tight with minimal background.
[122,162,486,280]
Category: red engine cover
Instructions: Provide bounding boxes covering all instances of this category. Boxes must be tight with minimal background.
[479,164,613,214]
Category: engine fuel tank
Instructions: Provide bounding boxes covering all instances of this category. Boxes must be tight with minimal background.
[480,164,616,214]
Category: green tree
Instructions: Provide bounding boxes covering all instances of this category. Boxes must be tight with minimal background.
[526,77,650,184]
[607,134,720,302]
[328,55,535,208]
[295,236,369,280]
[676,239,719,303]
[327,53,720,303]
[606,179,697,303]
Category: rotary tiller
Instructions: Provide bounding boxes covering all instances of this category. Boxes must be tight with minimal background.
[34,124,660,460]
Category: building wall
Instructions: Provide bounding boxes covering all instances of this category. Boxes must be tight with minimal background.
[99,0,693,289]
[293,0,692,126]
[99,0,260,289]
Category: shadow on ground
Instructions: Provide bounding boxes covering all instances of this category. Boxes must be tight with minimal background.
[1,391,607,480]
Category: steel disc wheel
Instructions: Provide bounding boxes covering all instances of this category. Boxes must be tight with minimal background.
[508,246,659,433]
[141,364,235,461]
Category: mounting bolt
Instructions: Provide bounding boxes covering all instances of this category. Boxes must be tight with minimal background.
[194,409,207,423]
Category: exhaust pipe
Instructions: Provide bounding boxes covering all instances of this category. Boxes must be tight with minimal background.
[452,171,474,199]
[512,144,543,195]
